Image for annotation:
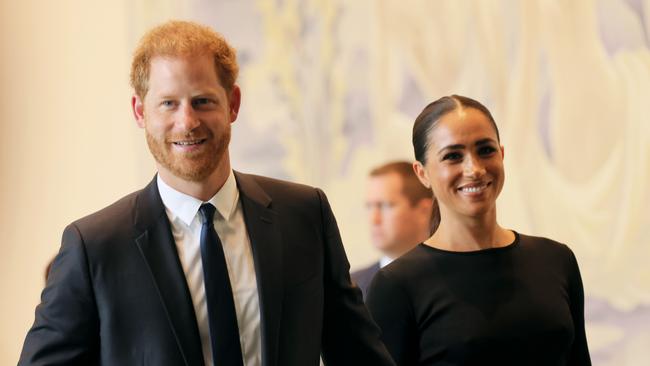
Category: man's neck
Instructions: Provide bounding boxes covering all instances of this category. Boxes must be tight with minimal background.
[157,160,231,202]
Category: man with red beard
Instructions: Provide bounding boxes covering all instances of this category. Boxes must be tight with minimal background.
[19,21,395,366]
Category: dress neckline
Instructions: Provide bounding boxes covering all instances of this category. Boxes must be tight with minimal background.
[418,231,520,256]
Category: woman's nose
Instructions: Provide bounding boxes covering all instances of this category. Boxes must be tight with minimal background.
[464,155,486,178]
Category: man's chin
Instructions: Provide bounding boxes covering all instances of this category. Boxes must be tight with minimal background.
[373,243,392,252]
[159,158,220,182]
[149,141,228,183]
[170,166,216,182]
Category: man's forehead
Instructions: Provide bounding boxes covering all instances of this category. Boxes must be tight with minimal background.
[369,172,403,186]
[146,55,224,96]
[367,173,405,197]
[148,54,214,74]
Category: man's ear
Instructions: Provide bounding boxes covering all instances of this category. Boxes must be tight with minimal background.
[228,85,241,123]
[416,197,434,216]
[413,161,431,189]
[132,95,145,128]
[500,145,505,159]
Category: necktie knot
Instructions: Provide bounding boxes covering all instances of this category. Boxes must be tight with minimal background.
[199,203,216,224]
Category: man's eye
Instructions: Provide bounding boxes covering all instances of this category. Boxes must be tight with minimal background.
[442,152,462,161]
[161,100,175,107]
[192,98,214,107]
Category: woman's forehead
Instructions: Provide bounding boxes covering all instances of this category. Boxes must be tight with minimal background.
[429,108,498,146]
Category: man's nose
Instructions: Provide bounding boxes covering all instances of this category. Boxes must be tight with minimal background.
[177,103,200,131]
[370,207,382,225]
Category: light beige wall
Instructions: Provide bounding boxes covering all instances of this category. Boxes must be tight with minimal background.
[0,1,152,363]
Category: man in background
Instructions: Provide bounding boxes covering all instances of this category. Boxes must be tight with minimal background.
[352,161,437,298]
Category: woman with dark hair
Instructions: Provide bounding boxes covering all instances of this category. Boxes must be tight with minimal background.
[366,95,591,365]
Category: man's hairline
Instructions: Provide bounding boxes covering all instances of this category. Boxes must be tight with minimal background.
[134,52,237,101]
[368,171,429,208]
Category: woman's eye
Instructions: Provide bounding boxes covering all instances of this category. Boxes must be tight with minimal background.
[478,146,497,156]
[442,152,462,161]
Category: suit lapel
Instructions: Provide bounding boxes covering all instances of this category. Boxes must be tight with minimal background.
[134,177,204,366]
[235,172,283,366]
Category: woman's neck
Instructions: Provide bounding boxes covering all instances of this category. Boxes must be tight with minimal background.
[425,209,514,252]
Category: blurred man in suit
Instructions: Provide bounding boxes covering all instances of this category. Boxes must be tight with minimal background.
[352,161,437,298]
[19,20,394,366]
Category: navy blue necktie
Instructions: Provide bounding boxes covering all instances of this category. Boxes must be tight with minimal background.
[199,203,244,366]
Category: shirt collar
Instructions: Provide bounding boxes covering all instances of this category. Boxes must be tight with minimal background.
[157,170,240,226]
[209,170,240,221]
[379,256,394,268]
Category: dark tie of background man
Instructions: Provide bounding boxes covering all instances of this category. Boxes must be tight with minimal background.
[200,203,244,366]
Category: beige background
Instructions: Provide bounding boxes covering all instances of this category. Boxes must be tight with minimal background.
[0,0,156,362]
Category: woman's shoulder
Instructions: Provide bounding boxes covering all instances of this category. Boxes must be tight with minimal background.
[377,244,437,282]
[517,232,567,248]
[516,232,577,261]
[367,245,433,303]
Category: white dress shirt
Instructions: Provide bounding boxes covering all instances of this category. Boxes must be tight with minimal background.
[379,256,394,268]
[157,172,261,366]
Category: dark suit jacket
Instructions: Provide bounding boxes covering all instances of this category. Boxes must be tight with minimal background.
[351,262,380,299]
[19,172,395,366]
